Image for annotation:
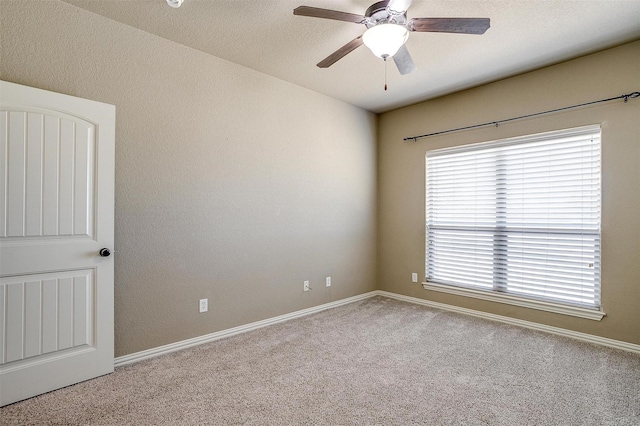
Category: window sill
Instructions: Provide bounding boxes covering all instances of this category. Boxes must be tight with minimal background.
[422,282,605,321]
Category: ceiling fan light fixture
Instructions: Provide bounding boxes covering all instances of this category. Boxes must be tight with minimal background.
[166,0,183,8]
[362,23,409,59]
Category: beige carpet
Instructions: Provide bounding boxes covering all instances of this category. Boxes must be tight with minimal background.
[2,296,639,425]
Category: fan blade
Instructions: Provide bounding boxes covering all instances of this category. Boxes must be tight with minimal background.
[410,18,490,34]
[393,45,416,75]
[317,36,364,68]
[387,0,414,13]
[294,6,365,24]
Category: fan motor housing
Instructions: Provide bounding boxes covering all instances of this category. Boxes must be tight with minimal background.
[365,0,407,28]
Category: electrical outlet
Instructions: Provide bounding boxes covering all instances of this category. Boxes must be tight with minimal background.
[199,298,208,313]
[412,273,418,283]
[304,280,310,291]
[326,276,331,287]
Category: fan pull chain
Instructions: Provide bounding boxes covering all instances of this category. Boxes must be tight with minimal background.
[384,57,388,91]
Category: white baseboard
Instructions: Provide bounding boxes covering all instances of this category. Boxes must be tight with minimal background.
[115,289,640,367]
[114,291,378,367]
[376,290,640,355]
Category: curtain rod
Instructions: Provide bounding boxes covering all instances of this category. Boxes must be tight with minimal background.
[403,91,640,142]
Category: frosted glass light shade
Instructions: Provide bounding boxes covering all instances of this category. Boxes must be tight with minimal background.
[166,0,183,8]
[362,24,409,58]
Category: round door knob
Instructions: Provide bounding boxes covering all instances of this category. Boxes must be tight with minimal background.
[99,248,111,257]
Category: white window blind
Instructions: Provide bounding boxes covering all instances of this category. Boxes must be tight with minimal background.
[425,125,601,309]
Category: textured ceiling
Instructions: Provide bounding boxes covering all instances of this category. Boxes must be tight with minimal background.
[63,0,640,113]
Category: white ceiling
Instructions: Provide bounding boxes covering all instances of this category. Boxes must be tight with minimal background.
[63,0,640,113]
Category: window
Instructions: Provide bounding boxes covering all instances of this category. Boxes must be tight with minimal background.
[425,125,603,319]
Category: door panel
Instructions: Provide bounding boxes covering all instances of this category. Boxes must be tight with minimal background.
[1,270,94,364]
[0,80,114,406]
[1,110,95,239]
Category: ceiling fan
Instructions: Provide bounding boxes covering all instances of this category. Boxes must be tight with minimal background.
[294,0,490,75]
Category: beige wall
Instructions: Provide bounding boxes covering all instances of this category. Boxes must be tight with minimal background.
[378,41,640,345]
[0,0,377,357]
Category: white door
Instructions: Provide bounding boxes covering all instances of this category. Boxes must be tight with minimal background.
[0,81,115,406]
